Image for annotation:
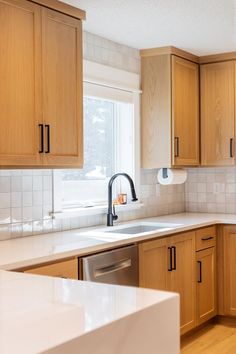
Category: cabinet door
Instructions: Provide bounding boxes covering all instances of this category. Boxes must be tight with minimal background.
[201,61,235,166]
[196,247,217,325]
[172,56,199,166]
[223,226,236,315]
[42,8,83,167]
[24,259,78,280]
[0,0,42,166]
[169,232,196,334]
[139,238,169,291]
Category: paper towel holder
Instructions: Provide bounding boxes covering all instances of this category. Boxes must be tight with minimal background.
[162,168,168,179]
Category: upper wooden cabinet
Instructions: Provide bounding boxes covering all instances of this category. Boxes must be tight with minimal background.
[141,48,200,168]
[172,56,199,166]
[0,0,84,168]
[201,61,235,166]
[42,8,83,167]
[0,0,42,166]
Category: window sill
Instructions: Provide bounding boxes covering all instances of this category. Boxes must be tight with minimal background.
[50,202,143,219]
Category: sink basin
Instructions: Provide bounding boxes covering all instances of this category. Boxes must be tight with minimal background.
[105,225,164,234]
[104,222,180,235]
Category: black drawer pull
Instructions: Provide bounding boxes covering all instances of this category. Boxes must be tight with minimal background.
[172,246,176,270]
[174,137,179,157]
[38,124,44,153]
[197,261,202,283]
[230,138,234,158]
[168,247,172,271]
[45,124,50,153]
[201,236,214,241]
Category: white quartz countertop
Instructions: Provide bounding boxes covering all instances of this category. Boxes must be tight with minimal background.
[0,270,179,354]
[1,212,236,270]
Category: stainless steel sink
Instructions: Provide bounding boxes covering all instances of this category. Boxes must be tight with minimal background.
[104,222,180,235]
[105,225,164,234]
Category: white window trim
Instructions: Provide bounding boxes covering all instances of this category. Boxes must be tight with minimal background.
[51,60,142,219]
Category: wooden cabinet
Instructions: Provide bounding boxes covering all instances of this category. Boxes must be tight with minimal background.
[139,230,196,334]
[201,61,235,166]
[195,226,217,325]
[222,226,236,316]
[196,247,216,325]
[172,56,199,166]
[24,259,78,280]
[42,8,83,167]
[169,232,196,334]
[0,0,42,167]
[0,0,84,168]
[141,47,199,168]
[139,238,168,291]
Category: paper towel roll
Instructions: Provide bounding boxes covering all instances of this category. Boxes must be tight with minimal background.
[157,168,187,185]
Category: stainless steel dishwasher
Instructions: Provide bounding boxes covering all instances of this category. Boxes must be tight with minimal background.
[78,244,138,286]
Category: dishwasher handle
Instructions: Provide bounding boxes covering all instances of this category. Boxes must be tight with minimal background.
[94,258,132,278]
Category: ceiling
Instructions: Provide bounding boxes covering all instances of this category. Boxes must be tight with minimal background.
[63,0,236,55]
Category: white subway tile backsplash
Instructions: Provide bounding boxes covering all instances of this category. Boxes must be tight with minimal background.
[0,208,11,225]
[23,192,33,207]
[33,176,43,191]
[22,176,33,191]
[0,177,10,193]
[11,192,22,208]
[0,193,11,208]
[185,167,236,213]
[11,208,22,223]
[11,176,22,192]
[23,207,33,222]
[43,176,52,190]
[32,206,43,220]
[33,191,43,206]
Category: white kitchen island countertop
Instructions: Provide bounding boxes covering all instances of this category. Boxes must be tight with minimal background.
[0,270,179,354]
[0,212,236,270]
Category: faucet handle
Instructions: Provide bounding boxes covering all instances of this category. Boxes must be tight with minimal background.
[113,205,118,221]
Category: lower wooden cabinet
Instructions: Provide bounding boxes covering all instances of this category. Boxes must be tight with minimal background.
[139,231,196,335]
[196,247,217,325]
[24,258,78,280]
[169,232,196,334]
[222,226,236,315]
[139,237,168,291]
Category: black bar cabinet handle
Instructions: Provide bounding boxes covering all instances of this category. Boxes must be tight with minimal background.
[168,247,172,271]
[201,236,214,241]
[197,261,202,283]
[174,137,179,157]
[38,124,44,153]
[172,246,176,270]
[230,138,233,158]
[45,124,50,153]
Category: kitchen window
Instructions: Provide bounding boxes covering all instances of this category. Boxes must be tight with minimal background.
[52,60,141,217]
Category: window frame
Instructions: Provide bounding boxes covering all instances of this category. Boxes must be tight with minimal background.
[52,60,141,218]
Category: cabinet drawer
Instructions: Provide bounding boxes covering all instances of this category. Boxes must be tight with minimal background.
[24,259,78,280]
[196,226,216,251]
